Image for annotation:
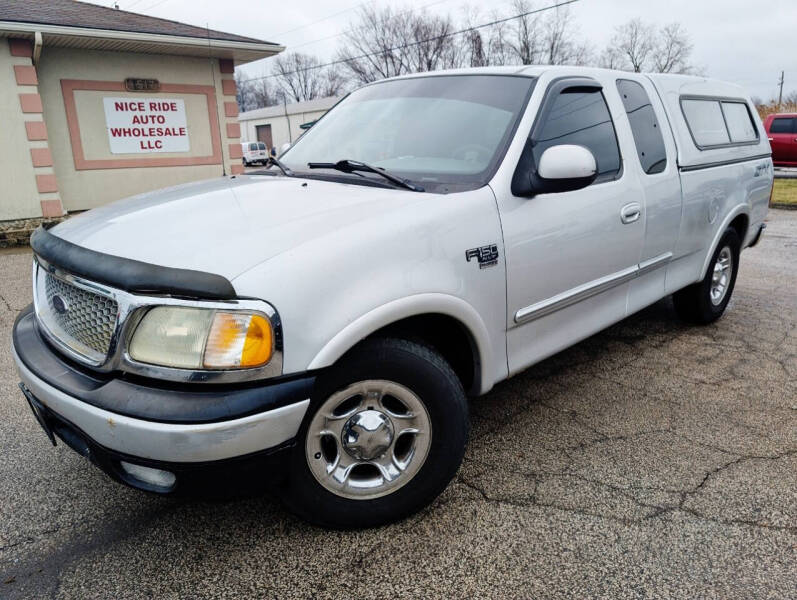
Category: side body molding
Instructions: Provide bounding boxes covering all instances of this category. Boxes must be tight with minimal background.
[307,293,495,395]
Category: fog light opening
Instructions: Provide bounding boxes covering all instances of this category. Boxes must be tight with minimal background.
[120,461,176,490]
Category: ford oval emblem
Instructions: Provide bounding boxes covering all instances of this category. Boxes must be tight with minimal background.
[52,295,69,315]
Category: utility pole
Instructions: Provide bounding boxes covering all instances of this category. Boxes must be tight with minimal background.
[777,71,784,109]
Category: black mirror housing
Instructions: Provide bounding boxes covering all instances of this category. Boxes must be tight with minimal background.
[511,138,597,196]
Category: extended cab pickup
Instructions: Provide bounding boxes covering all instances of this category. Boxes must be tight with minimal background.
[12,66,772,528]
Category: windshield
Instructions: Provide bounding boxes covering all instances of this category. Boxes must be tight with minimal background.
[280,75,535,193]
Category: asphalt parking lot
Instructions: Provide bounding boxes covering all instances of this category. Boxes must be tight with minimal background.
[1,211,795,599]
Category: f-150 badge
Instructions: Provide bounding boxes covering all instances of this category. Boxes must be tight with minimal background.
[465,244,499,268]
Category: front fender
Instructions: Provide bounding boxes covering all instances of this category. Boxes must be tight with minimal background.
[307,293,495,395]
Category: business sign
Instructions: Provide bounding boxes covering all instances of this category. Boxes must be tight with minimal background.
[125,78,160,92]
[103,97,189,154]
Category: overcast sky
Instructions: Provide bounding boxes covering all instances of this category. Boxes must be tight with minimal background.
[98,0,796,100]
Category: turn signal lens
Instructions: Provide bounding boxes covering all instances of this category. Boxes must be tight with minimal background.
[203,312,273,368]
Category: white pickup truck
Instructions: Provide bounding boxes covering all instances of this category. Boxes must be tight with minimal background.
[13,66,772,528]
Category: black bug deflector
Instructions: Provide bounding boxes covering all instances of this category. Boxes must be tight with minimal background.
[30,226,237,300]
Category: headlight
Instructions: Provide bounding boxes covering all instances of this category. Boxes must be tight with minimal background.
[128,306,273,370]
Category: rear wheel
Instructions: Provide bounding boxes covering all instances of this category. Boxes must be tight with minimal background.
[282,337,468,529]
[673,227,741,324]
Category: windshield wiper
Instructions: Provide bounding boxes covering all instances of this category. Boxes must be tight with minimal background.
[265,156,294,177]
[307,159,424,192]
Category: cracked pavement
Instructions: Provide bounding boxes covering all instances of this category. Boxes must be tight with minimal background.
[0,211,795,599]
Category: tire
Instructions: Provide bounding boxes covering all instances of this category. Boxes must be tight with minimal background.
[673,227,741,324]
[242,159,249,167]
[281,337,469,529]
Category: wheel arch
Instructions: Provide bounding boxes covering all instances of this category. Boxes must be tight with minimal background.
[307,293,495,396]
[699,205,749,280]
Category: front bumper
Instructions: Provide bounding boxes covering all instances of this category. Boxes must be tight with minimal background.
[12,306,313,491]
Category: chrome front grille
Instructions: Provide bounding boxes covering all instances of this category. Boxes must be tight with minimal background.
[36,268,119,364]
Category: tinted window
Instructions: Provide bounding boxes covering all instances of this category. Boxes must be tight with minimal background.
[249,143,258,151]
[721,102,757,143]
[533,89,621,183]
[681,99,730,147]
[616,80,667,174]
[770,117,794,134]
[258,142,267,150]
[281,75,536,193]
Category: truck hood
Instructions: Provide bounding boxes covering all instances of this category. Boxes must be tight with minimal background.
[51,175,427,282]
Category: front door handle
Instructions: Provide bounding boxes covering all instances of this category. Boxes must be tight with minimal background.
[620,202,641,224]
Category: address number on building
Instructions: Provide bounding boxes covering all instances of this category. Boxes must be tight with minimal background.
[103,97,190,154]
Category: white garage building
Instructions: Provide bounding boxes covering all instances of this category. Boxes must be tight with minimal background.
[238,96,340,152]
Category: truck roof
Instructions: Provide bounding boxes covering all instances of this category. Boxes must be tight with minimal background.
[382,65,745,92]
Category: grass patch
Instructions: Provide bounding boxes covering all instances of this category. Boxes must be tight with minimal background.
[771,179,797,207]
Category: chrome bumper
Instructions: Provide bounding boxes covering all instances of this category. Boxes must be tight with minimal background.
[13,346,309,463]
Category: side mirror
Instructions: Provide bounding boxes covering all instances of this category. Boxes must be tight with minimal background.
[511,142,598,196]
[278,142,292,156]
[538,145,597,182]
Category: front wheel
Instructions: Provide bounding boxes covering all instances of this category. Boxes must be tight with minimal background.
[281,338,468,529]
[673,227,741,324]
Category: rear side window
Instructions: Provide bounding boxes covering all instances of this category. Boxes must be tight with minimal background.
[770,117,795,134]
[616,79,667,174]
[533,89,621,183]
[681,99,730,147]
[721,102,758,143]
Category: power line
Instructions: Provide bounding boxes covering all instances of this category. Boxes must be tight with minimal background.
[120,0,148,9]
[271,0,378,38]
[131,0,171,12]
[287,0,458,51]
[240,0,580,84]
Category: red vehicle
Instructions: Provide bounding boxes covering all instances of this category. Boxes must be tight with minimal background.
[764,113,797,166]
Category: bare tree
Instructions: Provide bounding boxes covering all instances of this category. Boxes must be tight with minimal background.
[272,52,344,102]
[267,5,698,97]
[485,18,513,66]
[336,5,460,84]
[507,0,542,64]
[461,6,513,67]
[336,6,413,84]
[541,5,592,65]
[607,18,655,72]
[252,74,279,108]
[234,70,254,112]
[652,22,695,74]
[603,19,697,74]
[501,1,592,66]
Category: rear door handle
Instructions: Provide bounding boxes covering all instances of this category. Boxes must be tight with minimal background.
[620,202,641,224]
